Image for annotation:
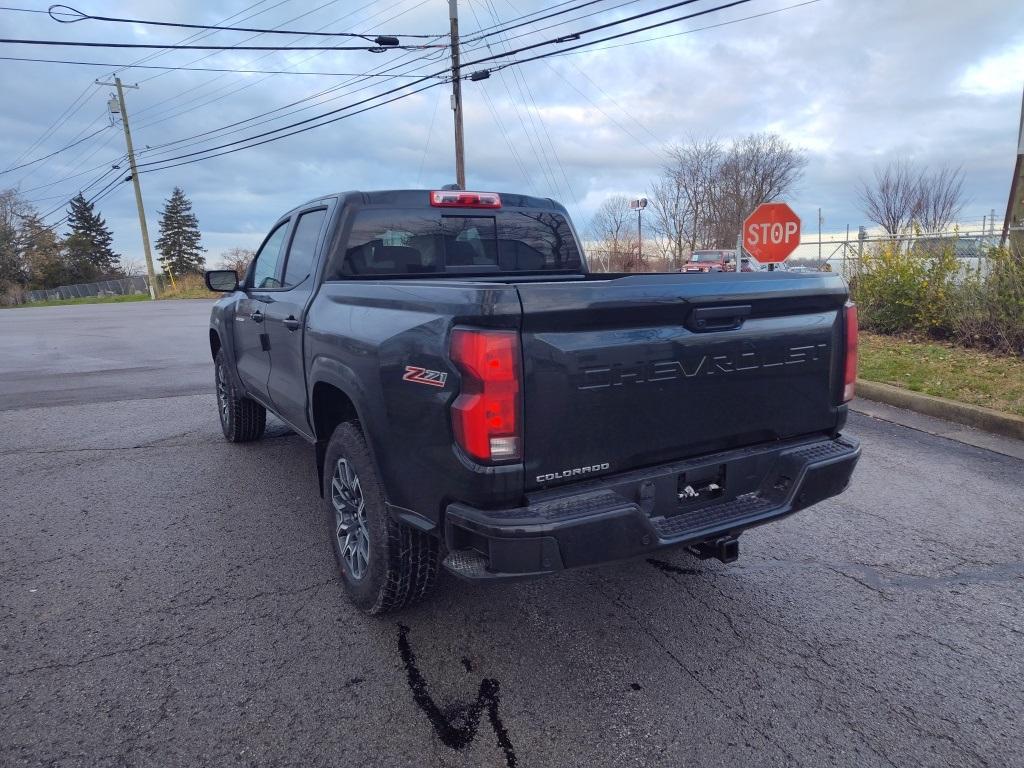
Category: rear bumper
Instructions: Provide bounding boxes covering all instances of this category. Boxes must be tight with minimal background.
[442,433,860,580]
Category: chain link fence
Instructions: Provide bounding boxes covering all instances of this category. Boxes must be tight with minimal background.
[20,275,156,303]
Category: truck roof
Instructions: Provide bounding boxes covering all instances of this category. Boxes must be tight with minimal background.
[286,189,568,217]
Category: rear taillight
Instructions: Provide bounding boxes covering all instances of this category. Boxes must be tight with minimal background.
[843,302,858,402]
[430,190,501,208]
[450,328,521,462]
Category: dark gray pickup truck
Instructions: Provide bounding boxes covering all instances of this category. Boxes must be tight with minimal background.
[205,189,860,614]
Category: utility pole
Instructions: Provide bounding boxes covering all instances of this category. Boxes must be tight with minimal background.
[817,207,823,268]
[630,197,647,264]
[448,0,466,189]
[99,76,158,299]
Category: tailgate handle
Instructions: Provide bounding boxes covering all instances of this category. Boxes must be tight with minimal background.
[688,304,751,332]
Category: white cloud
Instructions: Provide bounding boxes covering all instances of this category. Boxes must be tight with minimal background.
[956,41,1024,97]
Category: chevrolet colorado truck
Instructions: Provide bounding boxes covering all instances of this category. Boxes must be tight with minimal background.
[205,189,860,614]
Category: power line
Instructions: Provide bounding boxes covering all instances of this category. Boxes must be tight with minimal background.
[462,1,534,191]
[127,2,451,152]
[16,150,125,194]
[117,0,761,175]
[47,4,444,39]
[544,0,820,56]
[126,0,438,131]
[131,0,350,85]
[6,1,282,190]
[478,0,573,199]
[481,0,756,75]
[3,81,96,171]
[462,0,591,36]
[133,0,750,170]
[41,168,125,226]
[112,0,285,76]
[469,0,644,49]
[137,80,447,174]
[0,36,445,50]
[465,0,561,196]
[415,89,442,186]
[0,54,448,75]
[460,0,610,44]
[130,41,450,152]
[0,124,110,175]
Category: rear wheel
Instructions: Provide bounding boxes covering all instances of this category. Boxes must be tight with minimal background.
[215,349,266,442]
[324,421,439,614]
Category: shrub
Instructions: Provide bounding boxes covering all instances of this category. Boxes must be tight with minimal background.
[849,241,958,336]
[953,245,1024,354]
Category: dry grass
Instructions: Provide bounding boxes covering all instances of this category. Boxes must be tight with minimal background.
[859,332,1024,417]
[158,273,216,300]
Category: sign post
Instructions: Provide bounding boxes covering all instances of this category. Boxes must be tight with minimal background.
[743,202,801,269]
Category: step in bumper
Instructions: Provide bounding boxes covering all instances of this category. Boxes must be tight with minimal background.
[442,434,860,580]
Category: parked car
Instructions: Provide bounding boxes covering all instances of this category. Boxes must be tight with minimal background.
[205,189,860,614]
[681,249,734,272]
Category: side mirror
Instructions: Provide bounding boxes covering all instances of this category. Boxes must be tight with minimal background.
[205,269,239,292]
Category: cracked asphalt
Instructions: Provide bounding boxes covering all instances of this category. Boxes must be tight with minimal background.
[2,300,1023,767]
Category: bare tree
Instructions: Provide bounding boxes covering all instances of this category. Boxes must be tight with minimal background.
[1,188,32,290]
[649,134,807,254]
[220,246,255,276]
[649,138,723,266]
[711,133,808,246]
[120,259,145,277]
[858,160,922,236]
[859,160,967,236]
[917,165,966,232]
[588,195,641,272]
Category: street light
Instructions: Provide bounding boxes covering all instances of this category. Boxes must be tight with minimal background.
[630,197,647,261]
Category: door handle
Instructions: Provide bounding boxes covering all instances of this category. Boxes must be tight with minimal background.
[250,310,264,323]
[283,316,301,331]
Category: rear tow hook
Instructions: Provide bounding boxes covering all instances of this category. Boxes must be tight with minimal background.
[686,536,740,564]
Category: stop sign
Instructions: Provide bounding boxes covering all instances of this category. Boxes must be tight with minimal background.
[743,202,801,263]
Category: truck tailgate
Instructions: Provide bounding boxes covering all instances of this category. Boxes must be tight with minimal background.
[516,272,849,489]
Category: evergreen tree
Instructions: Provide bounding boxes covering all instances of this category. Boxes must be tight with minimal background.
[64,192,120,276]
[155,187,205,275]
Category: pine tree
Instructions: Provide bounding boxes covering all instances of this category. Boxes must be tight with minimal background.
[155,187,205,275]
[64,192,120,277]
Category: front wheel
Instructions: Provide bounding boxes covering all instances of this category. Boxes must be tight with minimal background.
[215,349,266,442]
[324,422,439,614]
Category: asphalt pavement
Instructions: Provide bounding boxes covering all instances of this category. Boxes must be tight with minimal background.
[1,300,1022,767]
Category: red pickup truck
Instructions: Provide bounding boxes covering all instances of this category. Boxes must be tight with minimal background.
[682,250,755,273]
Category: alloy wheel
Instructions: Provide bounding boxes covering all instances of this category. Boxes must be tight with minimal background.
[331,458,369,580]
[215,363,229,423]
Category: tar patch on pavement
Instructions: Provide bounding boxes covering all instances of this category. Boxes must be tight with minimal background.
[397,624,516,768]
[646,557,701,576]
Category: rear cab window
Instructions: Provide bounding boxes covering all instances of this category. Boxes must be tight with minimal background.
[329,206,583,278]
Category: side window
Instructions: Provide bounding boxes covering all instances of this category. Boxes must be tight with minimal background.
[251,221,289,289]
[282,209,327,288]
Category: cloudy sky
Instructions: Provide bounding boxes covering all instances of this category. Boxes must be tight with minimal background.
[1,0,1022,266]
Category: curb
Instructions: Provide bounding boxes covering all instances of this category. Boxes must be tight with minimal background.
[855,379,1024,442]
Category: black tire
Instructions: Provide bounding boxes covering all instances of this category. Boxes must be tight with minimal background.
[324,421,439,614]
[215,348,266,443]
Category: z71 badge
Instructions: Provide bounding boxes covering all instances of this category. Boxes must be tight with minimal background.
[402,366,448,388]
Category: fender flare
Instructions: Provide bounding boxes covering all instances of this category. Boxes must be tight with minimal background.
[209,311,245,393]
[307,355,386,497]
